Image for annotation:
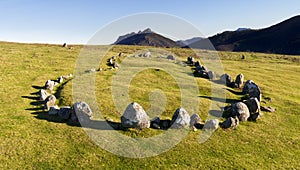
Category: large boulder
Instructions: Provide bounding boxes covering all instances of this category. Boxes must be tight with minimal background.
[242,80,262,101]
[203,119,219,130]
[44,95,56,110]
[220,73,232,86]
[73,101,92,123]
[121,102,150,129]
[39,89,50,101]
[58,106,72,120]
[171,108,190,129]
[45,80,55,91]
[222,117,239,129]
[232,102,250,122]
[235,73,244,88]
[244,97,260,114]
[189,113,201,131]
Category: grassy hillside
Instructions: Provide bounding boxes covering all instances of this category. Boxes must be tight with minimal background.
[0,42,299,169]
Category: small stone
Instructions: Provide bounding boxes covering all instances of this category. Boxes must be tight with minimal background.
[189,113,201,129]
[39,89,50,101]
[167,54,175,60]
[222,117,239,129]
[204,119,219,130]
[121,102,150,129]
[45,80,55,91]
[44,95,56,110]
[235,73,244,88]
[232,102,250,122]
[171,108,190,129]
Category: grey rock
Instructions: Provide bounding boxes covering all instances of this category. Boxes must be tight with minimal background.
[167,54,175,60]
[143,52,151,57]
[208,71,216,80]
[45,80,55,91]
[232,102,250,122]
[171,108,190,129]
[244,97,260,114]
[235,73,244,88]
[190,113,201,130]
[44,95,56,110]
[242,80,255,94]
[121,102,150,129]
[39,89,50,101]
[73,101,92,123]
[242,80,262,101]
[58,106,72,120]
[204,119,219,130]
[220,73,232,86]
[222,117,239,129]
[48,105,60,115]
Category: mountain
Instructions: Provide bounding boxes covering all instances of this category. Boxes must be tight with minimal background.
[115,28,179,48]
[114,28,153,44]
[176,37,204,47]
[188,15,300,55]
[235,28,251,32]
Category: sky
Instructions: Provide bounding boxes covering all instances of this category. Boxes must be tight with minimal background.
[0,0,299,44]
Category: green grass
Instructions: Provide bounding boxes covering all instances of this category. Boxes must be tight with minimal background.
[0,42,299,169]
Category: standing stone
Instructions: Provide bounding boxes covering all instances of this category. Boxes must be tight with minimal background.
[203,119,219,130]
[208,71,216,80]
[39,89,50,101]
[44,95,56,110]
[244,97,260,114]
[58,106,72,120]
[121,102,150,129]
[242,80,255,94]
[235,73,244,88]
[190,113,201,131]
[232,102,250,122]
[167,54,175,60]
[222,117,239,129]
[118,52,123,57]
[45,80,55,91]
[220,73,232,86]
[73,101,93,123]
[48,105,60,115]
[171,108,190,129]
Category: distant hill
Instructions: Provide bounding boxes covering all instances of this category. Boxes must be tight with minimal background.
[114,28,179,48]
[188,15,300,55]
[176,37,204,47]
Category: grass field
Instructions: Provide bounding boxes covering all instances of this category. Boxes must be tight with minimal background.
[0,41,299,169]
